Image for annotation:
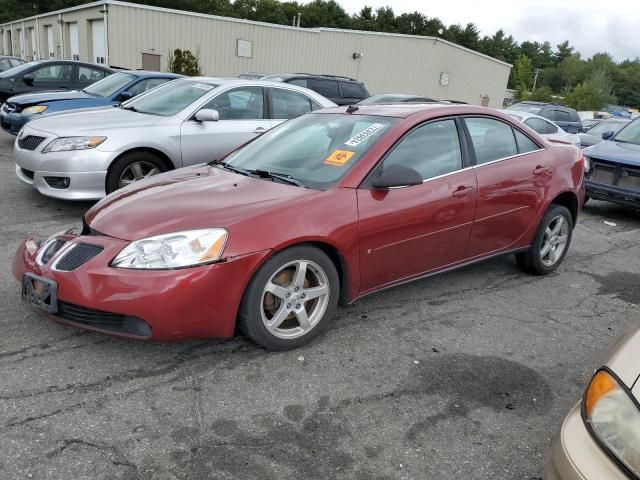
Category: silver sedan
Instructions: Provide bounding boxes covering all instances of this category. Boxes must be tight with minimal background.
[14,77,335,200]
[500,110,581,148]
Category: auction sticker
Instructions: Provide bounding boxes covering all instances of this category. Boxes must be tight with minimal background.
[345,123,385,147]
[324,150,355,166]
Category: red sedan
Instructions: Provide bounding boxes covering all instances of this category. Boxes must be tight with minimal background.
[13,104,585,350]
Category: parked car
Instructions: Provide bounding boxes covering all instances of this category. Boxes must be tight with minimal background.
[260,73,370,105]
[502,110,581,148]
[545,324,640,479]
[0,55,25,72]
[1,71,181,135]
[579,118,630,148]
[357,94,436,105]
[238,72,267,80]
[508,101,583,133]
[13,104,585,349]
[583,117,640,208]
[14,77,336,200]
[0,60,112,103]
[582,118,605,130]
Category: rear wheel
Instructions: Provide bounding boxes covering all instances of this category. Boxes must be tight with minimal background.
[516,204,573,275]
[238,245,339,350]
[106,151,168,194]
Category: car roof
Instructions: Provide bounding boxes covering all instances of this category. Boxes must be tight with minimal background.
[264,73,360,82]
[185,76,328,89]
[314,103,505,119]
[116,70,182,78]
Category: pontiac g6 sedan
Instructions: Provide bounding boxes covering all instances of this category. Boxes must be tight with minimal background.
[14,104,586,350]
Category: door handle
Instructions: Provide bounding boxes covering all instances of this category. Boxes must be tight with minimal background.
[533,165,549,175]
[253,127,267,134]
[452,185,475,198]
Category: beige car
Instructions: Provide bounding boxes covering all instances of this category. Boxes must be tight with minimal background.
[546,325,640,479]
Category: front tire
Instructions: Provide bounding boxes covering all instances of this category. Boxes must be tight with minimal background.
[516,204,573,275]
[106,151,168,194]
[238,245,339,350]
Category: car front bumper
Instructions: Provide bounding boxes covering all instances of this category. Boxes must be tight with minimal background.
[14,125,114,200]
[545,403,628,480]
[586,179,640,207]
[13,233,270,341]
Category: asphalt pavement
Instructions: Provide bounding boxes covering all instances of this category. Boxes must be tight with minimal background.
[0,129,639,480]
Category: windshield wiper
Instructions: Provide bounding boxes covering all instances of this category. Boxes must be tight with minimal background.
[122,105,138,112]
[249,169,305,188]
[209,159,251,177]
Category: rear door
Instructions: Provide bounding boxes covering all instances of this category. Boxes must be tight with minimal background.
[76,65,108,89]
[307,78,341,104]
[268,87,322,125]
[463,116,549,258]
[21,62,74,93]
[357,118,478,292]
[180,85,271,165]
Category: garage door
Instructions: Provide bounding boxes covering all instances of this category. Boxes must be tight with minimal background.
[69,23,79,61]
[91,19,105,65]
[45,25,54,58]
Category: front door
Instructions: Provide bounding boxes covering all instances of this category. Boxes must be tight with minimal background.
[21,63,74,94]
[463,116,550,258]
[357,118,478,292]
[180,86,271,165]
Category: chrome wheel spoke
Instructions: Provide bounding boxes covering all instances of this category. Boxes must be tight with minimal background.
[145,167,160,177]
[292,261,308,288]
[304,284,328,301]
[295,308,311,330]
[265,282,288,300]
[550,217,565,236]
[540,241,552,257]
[267,305,290,330]
[131,162,144,180]
[555,234,568,246]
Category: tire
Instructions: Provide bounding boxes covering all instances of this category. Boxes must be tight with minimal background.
[515,204,574,276]
[238,245,340,350]
[106,151,168,194]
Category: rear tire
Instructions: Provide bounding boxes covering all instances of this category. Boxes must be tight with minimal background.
[238,245,339,350]
[106,151,168,194]
[516,204,573,275]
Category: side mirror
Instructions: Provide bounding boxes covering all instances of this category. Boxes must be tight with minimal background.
[22,74,34,86]
[117,91,134,102]
[602,130,615,140]
[371,164,423,189]
[194,108,219,122]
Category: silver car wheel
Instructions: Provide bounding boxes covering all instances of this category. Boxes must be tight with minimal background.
[119,161,161,188]
[260,259,330,340]
[540,215,569,267]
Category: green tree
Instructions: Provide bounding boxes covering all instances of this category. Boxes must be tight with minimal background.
[512,54,533,93]
[565,70,616,111]
[167,48,202,75]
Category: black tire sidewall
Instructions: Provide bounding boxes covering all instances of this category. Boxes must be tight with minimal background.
[239,245,340,350]
[528,205,574,275]
[106,152,167,194]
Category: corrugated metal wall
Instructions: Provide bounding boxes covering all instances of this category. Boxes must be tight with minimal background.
[0,1,511,107]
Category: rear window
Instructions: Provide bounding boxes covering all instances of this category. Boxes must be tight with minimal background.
[555,110,570,122]
[308,79,339,98]
[507,103,543,115]
[340,81,365,99]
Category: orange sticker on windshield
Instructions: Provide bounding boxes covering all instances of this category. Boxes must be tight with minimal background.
[324,150,355,166]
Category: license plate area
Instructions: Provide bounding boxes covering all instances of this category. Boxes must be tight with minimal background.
[22,273,58,313]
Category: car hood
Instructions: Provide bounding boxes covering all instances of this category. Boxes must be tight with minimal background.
[578,133,600,147]
[85,164,320,241]
[583,140,640,167]
[7,90,91,106]
[27,107,160,135]
[604,324,640,398]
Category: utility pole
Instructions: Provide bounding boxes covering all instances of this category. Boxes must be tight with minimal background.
[532,68,541,92]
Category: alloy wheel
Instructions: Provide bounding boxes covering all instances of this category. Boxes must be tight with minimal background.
[119,161,161,188]
[540,215,569,267]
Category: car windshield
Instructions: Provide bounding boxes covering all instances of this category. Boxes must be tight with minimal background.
[0,60,43,78]
[123,79,218,116]
[83,72,136,97]
[613,119,640,144]
[225,113,398,190]
[507,103,543,114]
[587,120,628,135]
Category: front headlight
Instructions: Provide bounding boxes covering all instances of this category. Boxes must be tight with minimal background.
[583,369,640,477]
[42,136,106,153]
[21,105,48,115]
[111,229,228,269]
[584,155,591,173]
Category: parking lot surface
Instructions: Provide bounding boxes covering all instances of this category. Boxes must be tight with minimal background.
[1,129,639,480]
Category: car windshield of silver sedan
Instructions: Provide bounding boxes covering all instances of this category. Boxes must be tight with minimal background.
[588,120,629,135]
[83,72,136,97]
[122,79,218,116]
[613,119,640,144]
[224,113,398,190]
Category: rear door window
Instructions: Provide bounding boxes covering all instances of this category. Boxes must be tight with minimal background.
[339,81,365,100]
[544,121,558,134]
[524,117,547,134]
[204,86,265,120]
[555,110,570,122]
[270,88,321,120]
[514,130,540,153]
[540,109,555,121]
[464,117,518,165]
[308,79,339,98]
[287,78,308,88]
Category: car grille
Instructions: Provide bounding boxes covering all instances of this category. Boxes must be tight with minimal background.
[590,159,640,191]
[40,239,66,265]
[57,301,126,326]
[55,243,103,271]
[18,135,46,151]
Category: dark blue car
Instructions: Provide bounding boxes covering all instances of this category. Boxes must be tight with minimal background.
[583,117,640,208]
[0,70,182,135]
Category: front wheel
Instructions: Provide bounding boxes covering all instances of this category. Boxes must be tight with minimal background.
[238,245,339,350]
[106,151,168,194]
[516,204,573,275]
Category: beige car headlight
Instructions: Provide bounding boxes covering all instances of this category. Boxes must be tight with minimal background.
[111,229,228,269]
[21,105,48,115]
[583,369,640,477]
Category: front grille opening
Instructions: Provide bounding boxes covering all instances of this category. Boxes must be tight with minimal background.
[55,243,103,271]
[18,135,46,151]
[40,239,66,265]
[21,168,34,180]
[56,301,152,337]
[43,176,70,189]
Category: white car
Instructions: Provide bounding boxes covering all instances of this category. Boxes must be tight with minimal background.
[500,110,581,148]
[14,77,336,200]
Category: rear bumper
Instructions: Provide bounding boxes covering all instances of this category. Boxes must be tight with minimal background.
[13,235,271,341]
[586,179,640,207]
[544,403,628,480]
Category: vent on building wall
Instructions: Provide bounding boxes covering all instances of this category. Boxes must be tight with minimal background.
[439,72,450,86]
[236,39,253,58]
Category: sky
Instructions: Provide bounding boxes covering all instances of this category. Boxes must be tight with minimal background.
[337,0,640,61]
